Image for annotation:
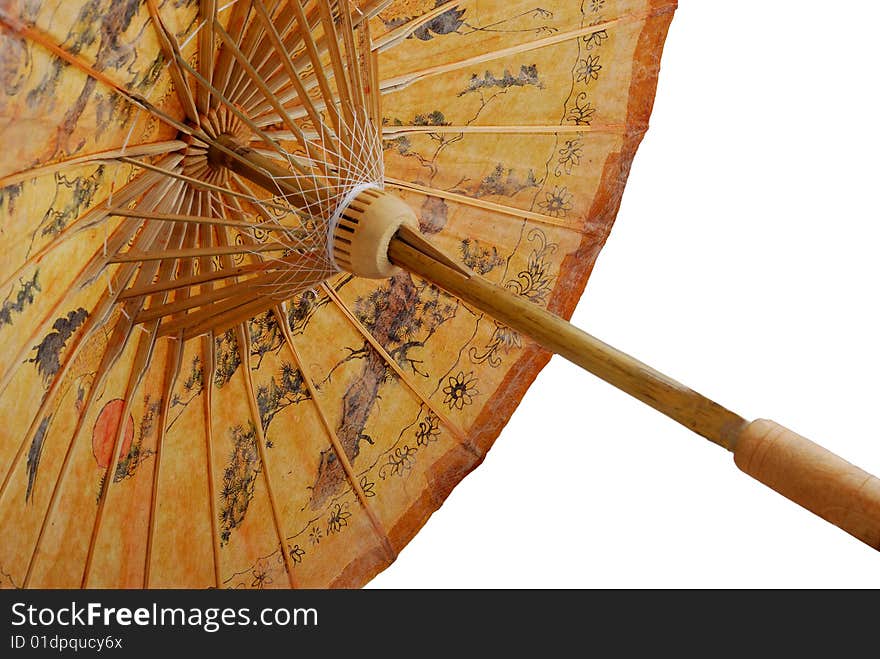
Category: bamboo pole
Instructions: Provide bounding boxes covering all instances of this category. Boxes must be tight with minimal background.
[387,226,880,550]
[390,226,746,449]
[206,134,323,210]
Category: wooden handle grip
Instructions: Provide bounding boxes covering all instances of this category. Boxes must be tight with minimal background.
[734,419,880,549]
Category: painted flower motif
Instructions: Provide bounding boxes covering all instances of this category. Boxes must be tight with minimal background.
[576,55,602,84]
[538,186,574,218]
[415,414,441,447]
[359,475,376,497]
[443,371,479,410]
[460,238,505,275]
[288,544,306,564]
[251,558,272,589]
[380,445,417,479]
[567,93,596,126]
[469,321,523,367]
[218,423,259,546]
[493,323,523,352]
[584,28,608,50]
[309,525,322,545]
[505,230,558,305]
[557,139,583,175]
[183,356,203,393]
[590,0,605,12]
[327,502,352,534]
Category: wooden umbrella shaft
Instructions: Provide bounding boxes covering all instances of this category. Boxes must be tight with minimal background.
[388,227,746,449]
[388,228,880,550]
[207,134,326,211]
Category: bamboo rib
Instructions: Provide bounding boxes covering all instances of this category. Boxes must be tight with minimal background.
[79,176,183,285]
[368,35,381,126]
[0,141,187,188]
[120,262,279,299]
[0,163,164,299]
[117,220,189,587]
[198,0,217,113]
[384,177,584,232]
[338,0,367,117]
[232,1,314,108]
[0,173,178,405]
[80,330,151,585]
[245,0,414,127]
[201,333,222,588]
[23,339,123,587]
[167,196,203,319]
[228,171,339,275]
[234,7,307,113]
[209,191,250,282]
[244,1,294,80]
[82,224,183,586]
[205,136,323,212]
[149,193,298,338]
[380,11,662,92]
[136,223,199,594]
[113,204,189,325]
[272,305,396,562]
[238,0,328,106]
[371,0,461,52]
[117,156,298,214]
[233,2,332,116]
[250,6,653,129]
[172,54,314,175]
[106,208,309,238]
[358,0,393,20]
[178,296,280,339]
[224,174,310,240]
[109,242,290,263]
[4,202,174,483]
[143,334,184,587]
[235,324,299,588]
[155,277,263,336]
[0,213,134,396]
[146,0,200,125]
[196,192,223,588]
[211,0,250,110]
[381,124,631,136]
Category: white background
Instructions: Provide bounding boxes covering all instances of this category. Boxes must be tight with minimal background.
[369,1,880,588]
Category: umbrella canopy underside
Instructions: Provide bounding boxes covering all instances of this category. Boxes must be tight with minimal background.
[0,0,675,588]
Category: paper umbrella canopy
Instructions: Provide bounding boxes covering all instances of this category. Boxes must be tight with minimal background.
[1,0,878,590]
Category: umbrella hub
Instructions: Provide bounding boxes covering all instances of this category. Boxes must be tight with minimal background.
[180,107,251,185]
[204,133,419,280]
[327,186,420,279]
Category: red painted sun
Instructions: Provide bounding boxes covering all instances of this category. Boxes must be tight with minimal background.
[92,399,134,469]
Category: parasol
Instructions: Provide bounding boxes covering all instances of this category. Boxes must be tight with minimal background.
[0,0,876,590]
